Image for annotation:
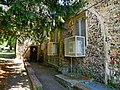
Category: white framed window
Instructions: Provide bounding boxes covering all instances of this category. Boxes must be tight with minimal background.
[74,17,87,46]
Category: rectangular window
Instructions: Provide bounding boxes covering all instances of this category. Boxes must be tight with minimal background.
[74,18,87,46]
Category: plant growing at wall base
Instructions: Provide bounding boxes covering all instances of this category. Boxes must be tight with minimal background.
[35,86,43,90]
[107,80,120,89]
[76,67,84,75]
[85,71,93,79]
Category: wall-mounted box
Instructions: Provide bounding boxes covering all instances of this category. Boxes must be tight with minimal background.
[47,42,57,56]
[64,36,85,57]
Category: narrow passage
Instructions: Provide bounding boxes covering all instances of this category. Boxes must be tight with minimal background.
[30,63,67,90]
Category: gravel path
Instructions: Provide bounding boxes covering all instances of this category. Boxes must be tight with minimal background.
[30,63,67,90]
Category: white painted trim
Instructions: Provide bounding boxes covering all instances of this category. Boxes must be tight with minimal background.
[85,11,88,48]
[88,7,109,84]
[78,19,82,36]
[75,17,87,47]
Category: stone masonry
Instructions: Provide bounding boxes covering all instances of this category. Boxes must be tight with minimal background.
[63,0,120,83]
[41,0,120,85]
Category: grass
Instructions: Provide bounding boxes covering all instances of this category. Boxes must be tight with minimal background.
[0,50,15,58]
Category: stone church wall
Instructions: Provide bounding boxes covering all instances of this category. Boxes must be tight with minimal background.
[64,0,120,83]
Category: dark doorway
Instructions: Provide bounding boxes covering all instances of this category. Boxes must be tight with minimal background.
[30,46,37,62]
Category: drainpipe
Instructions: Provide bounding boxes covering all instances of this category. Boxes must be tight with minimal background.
[104,41,109,84]
[101,20,110,85]
[59,30,63,66]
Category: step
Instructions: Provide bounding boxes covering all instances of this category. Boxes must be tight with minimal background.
[28,74,43,90]
[55,74,89,89]
[78,82,114,90]
[74,84,90,90]
[55,74,114,90]
[25,63,43,90]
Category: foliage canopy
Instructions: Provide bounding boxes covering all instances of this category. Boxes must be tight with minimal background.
[0,0,86,43]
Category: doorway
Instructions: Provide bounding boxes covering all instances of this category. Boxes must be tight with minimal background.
[30,46,37,62]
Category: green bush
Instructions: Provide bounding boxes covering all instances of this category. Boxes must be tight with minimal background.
[107,80,120,89]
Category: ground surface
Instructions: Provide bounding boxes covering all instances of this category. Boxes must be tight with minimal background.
[0,58,32,90]
[30,62,67,90]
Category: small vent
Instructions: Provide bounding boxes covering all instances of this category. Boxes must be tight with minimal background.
[64,36,85,57]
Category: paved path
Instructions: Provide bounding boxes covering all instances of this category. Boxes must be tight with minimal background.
[0,58,33,90]
[30,63,67,90]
